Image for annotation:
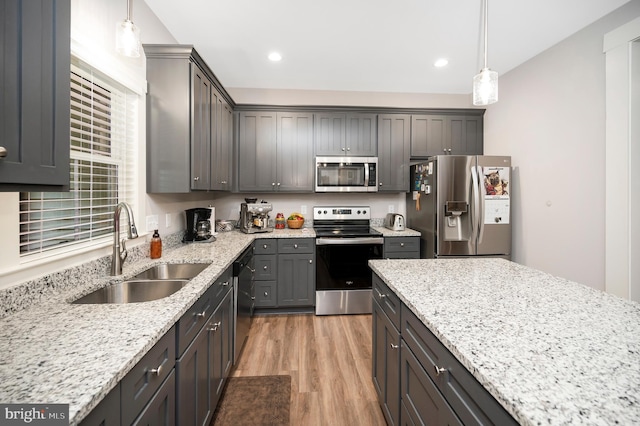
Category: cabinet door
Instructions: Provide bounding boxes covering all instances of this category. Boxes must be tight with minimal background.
[211,94,232,191]
[449,116,483,155]
[314,113,346,155]
[277,112,314,192]
[277,253,315,306]
[209,288,234,408]
[378,114,411,192]
[373,300,401,426]
[410,115,447,158]
[79,384,120,426]
[238,111,277,191]
[176,321,212,426]
[400,342,461,426]
[346,113,377,156]
[191,65,212,190]
[0,0,70,190]
[132,371,176,426]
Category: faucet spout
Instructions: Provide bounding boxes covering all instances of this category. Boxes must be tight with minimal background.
[111,202,138,276]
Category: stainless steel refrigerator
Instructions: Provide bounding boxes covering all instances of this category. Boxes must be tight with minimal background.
[406,155,511,259]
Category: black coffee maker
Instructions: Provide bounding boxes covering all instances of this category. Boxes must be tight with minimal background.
[184,208,213,242]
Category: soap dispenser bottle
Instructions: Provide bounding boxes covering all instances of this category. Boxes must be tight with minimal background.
[150,229,162,259]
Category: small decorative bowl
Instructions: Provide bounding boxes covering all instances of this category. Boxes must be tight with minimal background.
[287,219,304,229]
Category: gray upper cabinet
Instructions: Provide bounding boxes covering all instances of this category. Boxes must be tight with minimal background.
[411,113,483,158]
[145,45,233,193]
[238,111,313,192]
[378,114,410,192]
[0,0,70,191]
[315,113,376,156]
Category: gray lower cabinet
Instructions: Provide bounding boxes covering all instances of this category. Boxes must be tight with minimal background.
[253,238,315,309]
[383,237,420,259]
[0,0,70,191]
[122,326,176,425]
[378,114,411,192]
[78,384,120,426]
[176,269,234,425]
[132,371,176,426]
[373,298,401,425]
[238,111,314,192]
[144,45,233,193]
[373,275,518,426]
[410,114,483,158]
[314,113,377,156]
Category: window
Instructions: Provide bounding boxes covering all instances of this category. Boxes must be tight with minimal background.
[19,59,138,259]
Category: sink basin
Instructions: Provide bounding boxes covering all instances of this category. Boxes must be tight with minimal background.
[131,263,210,280]
[72,280,189,304]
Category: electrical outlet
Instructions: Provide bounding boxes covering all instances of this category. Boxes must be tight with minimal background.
[388,205,395,213]
[301,205,307,214]
[165,213,172,228]
[146,215,159,232]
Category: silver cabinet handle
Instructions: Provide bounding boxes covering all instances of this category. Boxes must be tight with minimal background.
[341,147,345,151]
[149,365,162,376]
[294,244,298,249]
[208,321,221,332]
[263,244,268,249]
[193,176,200,181]
[272,182,276,186]
[247,266,256,273]
[309,259,313,264]
[400,243,405,247]
[434,366,447,376]
[195,309,208,318]
[221,281,229,287]
[277,182,281,186]
[376,290,386,299]
[251,296,256,300]
[379,182,383,186]
[0,146,6,158]
[263,265,268,270]
[264,291,269,296]
[390,343,399,349]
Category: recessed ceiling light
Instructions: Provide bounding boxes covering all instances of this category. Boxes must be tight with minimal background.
[268,52,282,62]
[434,58,449,68]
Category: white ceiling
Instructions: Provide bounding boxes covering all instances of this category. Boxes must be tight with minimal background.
[143,0,630,95]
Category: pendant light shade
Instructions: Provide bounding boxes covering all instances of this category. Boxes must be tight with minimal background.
[473,0,498,106]
[116,0,141,58]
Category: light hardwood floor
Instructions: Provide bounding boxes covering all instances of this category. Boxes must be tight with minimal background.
[231,314,387,426]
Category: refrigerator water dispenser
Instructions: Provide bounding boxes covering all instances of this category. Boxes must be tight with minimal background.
[444,201,469,241]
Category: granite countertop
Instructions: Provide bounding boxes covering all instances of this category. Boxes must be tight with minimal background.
[368,258,640,425]
[0,231,254,425]
[372,226,420,237]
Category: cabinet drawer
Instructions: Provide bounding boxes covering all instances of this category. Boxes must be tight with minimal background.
[384,237,420,254]
[373,274,401,330]
[121,326,176,426]
[277,238,314,254]
[254,239,277,254]
[254,255,277,280]
[401,305,517,425]
[254,281,277,307]
[209,266,233,307]
[176,284,217,357]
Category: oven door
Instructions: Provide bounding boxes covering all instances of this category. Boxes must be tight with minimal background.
[315,237,383,315]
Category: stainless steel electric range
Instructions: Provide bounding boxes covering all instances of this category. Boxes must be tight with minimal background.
[313,206,383,315]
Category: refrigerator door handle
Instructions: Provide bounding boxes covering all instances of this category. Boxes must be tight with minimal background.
[471,165,481,244]
[476,165,486,244]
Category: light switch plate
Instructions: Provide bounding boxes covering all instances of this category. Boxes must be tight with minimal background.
[146,215,159,232]
[165,213,172,228]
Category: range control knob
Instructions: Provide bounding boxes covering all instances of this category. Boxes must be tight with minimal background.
[357,210,361,214]
[362,209,367,215]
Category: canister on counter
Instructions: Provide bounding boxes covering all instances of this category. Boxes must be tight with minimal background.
[275,212,285,229]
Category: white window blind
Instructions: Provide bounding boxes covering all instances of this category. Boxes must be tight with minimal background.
[19,59,138,259]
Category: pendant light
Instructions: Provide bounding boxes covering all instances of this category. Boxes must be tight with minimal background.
[116,0,141,58]
[473,0,498,105]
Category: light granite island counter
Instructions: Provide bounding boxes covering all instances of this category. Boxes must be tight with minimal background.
[369,258,640,425]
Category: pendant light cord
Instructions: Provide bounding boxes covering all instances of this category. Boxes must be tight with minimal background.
[483,0,488,70]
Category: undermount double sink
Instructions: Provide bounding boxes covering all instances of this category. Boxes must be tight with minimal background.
[72,263,210,304]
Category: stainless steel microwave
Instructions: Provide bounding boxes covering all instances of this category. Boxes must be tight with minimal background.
[315,157,378,192]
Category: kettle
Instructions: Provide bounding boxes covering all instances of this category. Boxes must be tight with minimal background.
[384,213,405,231]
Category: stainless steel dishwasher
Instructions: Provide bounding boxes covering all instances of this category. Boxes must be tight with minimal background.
[233,245,255,364]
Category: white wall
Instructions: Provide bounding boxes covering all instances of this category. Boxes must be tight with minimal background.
[483,1,640,291]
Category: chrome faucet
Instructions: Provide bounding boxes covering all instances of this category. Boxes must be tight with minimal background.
[111,202,139,276]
